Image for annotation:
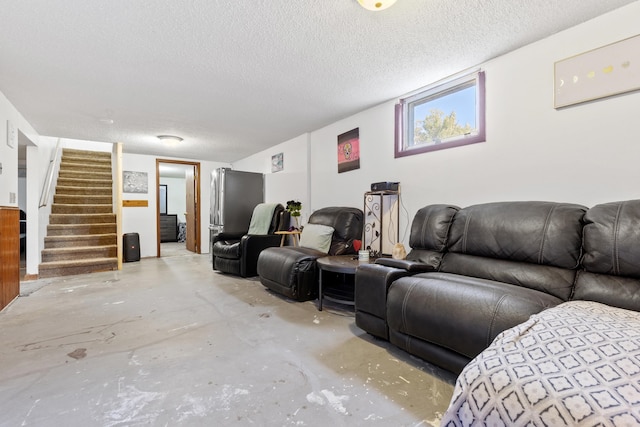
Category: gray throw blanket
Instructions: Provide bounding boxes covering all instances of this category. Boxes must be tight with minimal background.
[247,203,277,235]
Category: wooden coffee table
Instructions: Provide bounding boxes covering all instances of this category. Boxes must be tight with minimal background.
[316,255,371,311]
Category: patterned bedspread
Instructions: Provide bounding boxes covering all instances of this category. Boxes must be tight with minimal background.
[441,301,640,426]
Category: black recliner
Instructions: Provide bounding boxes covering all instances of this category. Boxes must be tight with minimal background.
[212,204,289,277]
[257,206,363,302]
[355,204,459,340]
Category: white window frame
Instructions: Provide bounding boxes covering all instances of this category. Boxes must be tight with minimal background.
[395,70,485,158]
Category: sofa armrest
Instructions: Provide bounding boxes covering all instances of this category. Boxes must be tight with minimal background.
[240,234,283,277]
[258,246,326,301]
[213,231,245,244]
[374,258,437,272]
[354,263,419,340]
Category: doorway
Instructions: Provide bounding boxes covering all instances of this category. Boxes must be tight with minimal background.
[17,130,37,282]
[156,159,201,257]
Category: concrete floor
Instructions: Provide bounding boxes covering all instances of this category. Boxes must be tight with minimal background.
[1,251,456,426]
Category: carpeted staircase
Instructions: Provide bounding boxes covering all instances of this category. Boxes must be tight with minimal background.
[39,149,118,278]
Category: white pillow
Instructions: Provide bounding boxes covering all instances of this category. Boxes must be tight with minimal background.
[299,223,334,253]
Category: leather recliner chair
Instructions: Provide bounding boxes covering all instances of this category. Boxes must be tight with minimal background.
[257,206,363,302]
[212,204,289,277]
[355,204,460,340]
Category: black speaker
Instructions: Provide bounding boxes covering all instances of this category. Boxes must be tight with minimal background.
[371,182,399,191]
[123,233,140,262]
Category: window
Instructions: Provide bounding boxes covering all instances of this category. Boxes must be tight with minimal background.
[395,70,485,158]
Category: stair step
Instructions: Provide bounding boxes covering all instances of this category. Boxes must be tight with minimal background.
[53,194,113,204]
[61,157,111,165]
[63,148,111,159]
[47,223,116,236]
[49,213,116,225]
[45,234,117,248]
[61,151,111,160]
[57,177,112,188]
[60,158,111,166]
[41,245,117,262]
[56,186,114,196]
[58,170,112,180]
[60,161,111,174]
[38,257,118,278]
[52,204,113,214]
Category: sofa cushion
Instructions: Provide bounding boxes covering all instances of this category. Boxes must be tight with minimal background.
[574,199,640,311]
[441,253,578,300]
[307,207,363,255]
[441,301,640,425]
[447,201,586,268]
[441,201,586,300]
[405,204,459,266]
[387,272,563,360]
[299,223,334,253]
[408,204,459,252]
[581,199,640,278]
[257,246,325,301]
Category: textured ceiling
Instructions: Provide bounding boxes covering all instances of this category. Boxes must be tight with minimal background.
[1,0,635,163]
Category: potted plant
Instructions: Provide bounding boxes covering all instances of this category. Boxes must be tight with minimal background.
[286,200,302,229]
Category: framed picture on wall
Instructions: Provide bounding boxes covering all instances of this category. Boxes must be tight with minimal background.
[272,152,284,172]
[159,184,167,215]
[337,128,360,173]
[123,171,148,193]
[554,34,640,108]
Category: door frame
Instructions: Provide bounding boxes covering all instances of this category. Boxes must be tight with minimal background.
[155,159,201,257]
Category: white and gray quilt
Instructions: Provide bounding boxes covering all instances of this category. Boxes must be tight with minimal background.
[441,300,640,426]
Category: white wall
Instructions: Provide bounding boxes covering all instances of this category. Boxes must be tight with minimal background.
[123,153,227,257]
[233,133,311,224]
[0,91,40,207]
[235,2,640,247]
[160,176,187,223]
[121,154,157,257]
[1,93,46,276]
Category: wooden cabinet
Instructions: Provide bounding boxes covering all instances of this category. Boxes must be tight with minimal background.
[160,214,178,242]
[0,207,20,311]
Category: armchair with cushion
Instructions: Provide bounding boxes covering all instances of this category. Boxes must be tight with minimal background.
[212,203,289,277]
[257,206,363,302]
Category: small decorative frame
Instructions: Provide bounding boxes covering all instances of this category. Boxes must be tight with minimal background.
[554,34,640,108]
[123,171,148,193]
[6,120,17,148]
[272,152,284,173]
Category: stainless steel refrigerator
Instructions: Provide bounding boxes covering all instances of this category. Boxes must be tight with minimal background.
[209,168,264,257]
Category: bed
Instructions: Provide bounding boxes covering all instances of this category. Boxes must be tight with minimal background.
[441,300,640,426]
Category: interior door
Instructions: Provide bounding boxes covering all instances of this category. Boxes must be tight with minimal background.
[185,166,197,252]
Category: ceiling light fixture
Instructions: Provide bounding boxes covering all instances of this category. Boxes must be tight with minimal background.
[357,0,397,11]
[157,135,183,144]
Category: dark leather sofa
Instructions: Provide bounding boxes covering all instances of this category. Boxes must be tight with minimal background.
[355,199,640,374]
[212,204,289,277]
[257,206,363,302]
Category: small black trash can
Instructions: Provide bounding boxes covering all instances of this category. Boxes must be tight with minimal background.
[123,233,140,262]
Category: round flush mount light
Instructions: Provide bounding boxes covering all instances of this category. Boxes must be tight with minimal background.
[157,135,183,143]
[357,0,397,11]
